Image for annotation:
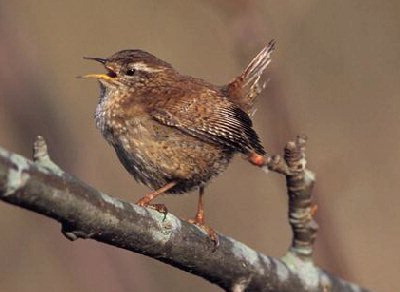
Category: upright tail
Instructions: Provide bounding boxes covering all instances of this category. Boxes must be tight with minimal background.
[223,40,276,114]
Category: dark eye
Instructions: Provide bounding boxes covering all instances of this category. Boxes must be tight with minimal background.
[126,69,136,76]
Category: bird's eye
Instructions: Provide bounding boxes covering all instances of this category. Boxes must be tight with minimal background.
[126,69,136,76]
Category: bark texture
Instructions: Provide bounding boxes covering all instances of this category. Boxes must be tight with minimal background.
[0,136,372,292]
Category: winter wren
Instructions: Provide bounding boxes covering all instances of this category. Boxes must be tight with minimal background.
[83,41,275,246]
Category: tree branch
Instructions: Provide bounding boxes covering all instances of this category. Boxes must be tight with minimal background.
[0,136,372,292]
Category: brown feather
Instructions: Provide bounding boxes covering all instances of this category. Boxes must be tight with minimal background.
[150,84,265,155]
[89,45,271,194]
[223,40,275,113]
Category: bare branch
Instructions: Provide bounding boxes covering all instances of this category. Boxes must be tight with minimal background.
[283,136,318,258]
[0,137,372,292]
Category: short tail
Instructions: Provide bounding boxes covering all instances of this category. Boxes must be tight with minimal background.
[223,40,276,113]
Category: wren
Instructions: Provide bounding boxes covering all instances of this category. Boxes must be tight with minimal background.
[83,40,275,246]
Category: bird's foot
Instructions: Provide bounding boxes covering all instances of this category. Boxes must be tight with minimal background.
[136,198,168,221]
[187,217,219,251]
[135,182,177,221]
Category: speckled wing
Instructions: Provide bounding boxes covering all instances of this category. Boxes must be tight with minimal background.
[151,92,266,155]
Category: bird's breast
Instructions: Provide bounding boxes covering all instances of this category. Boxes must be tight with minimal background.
[95,88,145,144]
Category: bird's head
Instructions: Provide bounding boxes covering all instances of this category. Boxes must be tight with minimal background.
[82,49,174,90]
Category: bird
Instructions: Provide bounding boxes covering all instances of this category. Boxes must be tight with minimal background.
[82,40,275,247]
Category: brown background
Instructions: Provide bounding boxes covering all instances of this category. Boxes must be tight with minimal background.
[1,1,399,291]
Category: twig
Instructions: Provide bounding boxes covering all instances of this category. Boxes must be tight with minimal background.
[283,136,318,258]
[0,136,372,292]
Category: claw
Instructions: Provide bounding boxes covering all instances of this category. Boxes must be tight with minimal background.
[136,200,168,220]
[135,182,176,220]
[188,218,219,252]
[151,203,168,221]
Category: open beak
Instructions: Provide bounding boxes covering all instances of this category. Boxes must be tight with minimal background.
[80,73,113,80]
[83,57,107,64]
[80,56,115,80]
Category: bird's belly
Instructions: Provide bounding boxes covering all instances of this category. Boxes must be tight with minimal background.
[113,121,234,194]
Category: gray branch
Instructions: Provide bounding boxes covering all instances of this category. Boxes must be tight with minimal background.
[0,136,372,292]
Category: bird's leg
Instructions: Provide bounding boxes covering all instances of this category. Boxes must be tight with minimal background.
[136,181,177,217]
[188,186,219,250]
[248,152,267,167]
[192,186,206,224]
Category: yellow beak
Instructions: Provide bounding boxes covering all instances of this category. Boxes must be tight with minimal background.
[80,74,113,80]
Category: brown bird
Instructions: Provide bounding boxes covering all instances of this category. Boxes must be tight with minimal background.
[83,40,275,246]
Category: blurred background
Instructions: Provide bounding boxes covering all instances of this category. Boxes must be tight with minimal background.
[1,1,399,291]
